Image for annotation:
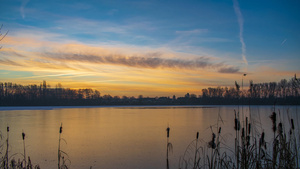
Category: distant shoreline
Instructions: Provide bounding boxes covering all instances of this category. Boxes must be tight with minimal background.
[0,104,298,111]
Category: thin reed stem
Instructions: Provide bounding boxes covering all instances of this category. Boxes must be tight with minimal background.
[22,131,26,167]
[58,123,62,169]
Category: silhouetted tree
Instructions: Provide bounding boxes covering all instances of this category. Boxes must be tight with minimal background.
[0,75,299,106]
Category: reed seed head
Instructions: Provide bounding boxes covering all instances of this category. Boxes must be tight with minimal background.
[166,127,170,138]
[270,112,277,132]
[234,118,240,131]
[278,122,283,135]
[235,81,240,91]
[208,141,216,149]
[248,123,251,134]
[208,133,216,149]
[22,132,25,140]
[212,133,216,140]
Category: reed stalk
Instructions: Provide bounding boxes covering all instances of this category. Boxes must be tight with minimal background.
[22,130,26,167]
[193,132,199,169]
[58,123,62,169]
[166,126,172,169]
[5,126,9,169]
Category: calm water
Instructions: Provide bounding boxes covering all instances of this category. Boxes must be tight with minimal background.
[0,105,299,169]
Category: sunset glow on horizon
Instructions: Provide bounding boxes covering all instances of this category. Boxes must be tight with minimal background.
[1,0,299,97]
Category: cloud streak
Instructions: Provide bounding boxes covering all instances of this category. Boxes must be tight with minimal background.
[44,52,209,69]
[233,0,248,65]
[218,67,240,74]
[20,0,30,19]
[40,49,239,73]
[0,41,240,74]
[281,39,287,46]
[0,58,23,66]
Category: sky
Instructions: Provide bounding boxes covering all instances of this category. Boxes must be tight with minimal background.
[0,0,299,97]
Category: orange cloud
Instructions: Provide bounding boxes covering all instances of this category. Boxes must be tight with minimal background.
[1,35,297,97]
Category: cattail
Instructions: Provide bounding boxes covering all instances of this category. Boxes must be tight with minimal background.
[218,127,221,134]
[235,81,240,91]
[234,118,241,131]
[7,126,9,132]
[278,122,283,135]
[248,123,251,135]
[270,112,277,133]
[22,132,25,140]
[60,125,63,134]
[196,132,199,139]
[22,130,26,167]
[166,127,170,138]
[291,119,295,130]
[58,123,63,169]
[208,133,216,149]
[212,133,216,140]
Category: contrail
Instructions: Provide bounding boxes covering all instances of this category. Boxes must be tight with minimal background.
[233,0,248,65]
[281,39,287,46]
[20,0,30,19]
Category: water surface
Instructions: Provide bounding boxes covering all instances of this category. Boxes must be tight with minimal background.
[0,105,298,169]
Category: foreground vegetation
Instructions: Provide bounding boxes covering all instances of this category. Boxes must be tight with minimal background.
[0,124,69,169]
[167,107,300,169]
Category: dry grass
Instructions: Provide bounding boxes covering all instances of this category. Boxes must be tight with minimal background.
[178,107,300,169]
[0,124,70,169]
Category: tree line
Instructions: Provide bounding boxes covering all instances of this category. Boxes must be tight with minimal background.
[0,75,299,106]
[202,75,299,98]
[200,75,299,105]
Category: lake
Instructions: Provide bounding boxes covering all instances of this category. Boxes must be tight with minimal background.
[0,105,299,169]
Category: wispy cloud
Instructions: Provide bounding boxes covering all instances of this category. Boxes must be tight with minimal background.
[175,29,208,35]
[281,38,287,46]
[20,0,30,19]
[2,45,239,74]
[218,67,240,74]
[233,0,248,66]
[0,58,23,66]
[42,51,228,71]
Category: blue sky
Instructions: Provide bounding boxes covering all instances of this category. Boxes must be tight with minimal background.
[0,0,299,96]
